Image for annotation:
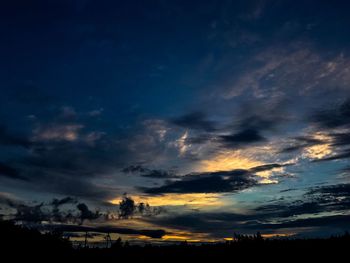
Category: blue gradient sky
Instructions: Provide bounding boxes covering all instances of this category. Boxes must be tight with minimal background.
[1,0,350,242]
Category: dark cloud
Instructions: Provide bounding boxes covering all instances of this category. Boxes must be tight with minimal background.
[307,183,350,201]
[14,203,48,223]
[312,99,350,128]
[141,169,256,194]
[185,134,212,145]
[0,108,195,200]
[44,224,166,239]
[176,107,287,149]
[255,214,350,230]
[141,163,289,194]
[256,202,324,218]
[1,137,127,200]
[0,195,79,224]
[171,112,217,132]
[219,128,266,147]
[249,163,291,172]
[0,162,27,181]
[330,132,350,146]
[0,193,21,208]
[150,210,350,238]
[237,114,286,132]
[0,194,159,226]
[180,104,289,151]
[50,197,78,222]
[122,165,148,174]
[258,183,350,218]
[122,165,177,178]
[77,203,101,224]
[50,197,77,207]
[141,170,177,178]
[219,109,289,148]
[280,136,323,153]
[145,182,350,237]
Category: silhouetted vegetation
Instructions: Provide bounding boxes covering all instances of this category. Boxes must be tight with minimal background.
[1,220,349,261]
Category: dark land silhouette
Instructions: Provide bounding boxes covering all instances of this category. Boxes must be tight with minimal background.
[1,220,349,261]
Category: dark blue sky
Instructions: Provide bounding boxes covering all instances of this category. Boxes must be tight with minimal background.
[1,0,350,242]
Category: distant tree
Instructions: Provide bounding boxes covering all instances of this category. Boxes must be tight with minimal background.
[76,203,100,224]
[138,202,145,214]
[118,193,136,219]
[255,231,263,242]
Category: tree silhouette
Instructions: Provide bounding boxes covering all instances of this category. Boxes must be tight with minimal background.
[118,193,136,219]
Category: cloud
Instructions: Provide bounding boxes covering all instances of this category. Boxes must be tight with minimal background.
[88,108,104,117]
[331,132,350,146]
[259,183,350,217]
[51,196,77,207]
[312,99,350,128]
[166,102,289,159]
[122,165,149,174]
[217,108,289,148]
[313,149,350,162]
[307,183,350,202]
[219,129,266,146]
[44,224,166,239]
[254,214,350,230]
[50,197,78,222]
[76,203,101,224]
[121,165,177,178]
[146,183,350,237]
[256,202,324,218]
[32,124,84,142]
[0,195,77,223]
[0,162,27,181]
[60,106,77,119]
[1,195,108,224]
[140,164,290,194]
[0,123,126,200]
[14,203,48,223]
[249,163,291,173]
[224,44,350,100]
[140,170,177,178]
[280,135,323,153]
[141,168,261,194]
[0,192,22,208]
[171,112,217,132]
[0,116,183,201]
[279,132,335,161]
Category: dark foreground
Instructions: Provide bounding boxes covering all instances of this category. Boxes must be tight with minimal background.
[1,220,349,261]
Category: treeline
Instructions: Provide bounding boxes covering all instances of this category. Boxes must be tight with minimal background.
[1,220,349,261]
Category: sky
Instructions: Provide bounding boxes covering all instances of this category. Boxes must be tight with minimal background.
[1,0,350,243]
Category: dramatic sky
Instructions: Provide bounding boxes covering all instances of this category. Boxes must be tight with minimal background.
[1,0,350,243]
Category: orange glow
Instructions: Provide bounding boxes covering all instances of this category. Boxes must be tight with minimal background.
[198,150,262,172]
[110,193,223,207]
[196,148,284,182]
[261,233,296,238]
[161,231,217,242]
[302,133,332,160]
